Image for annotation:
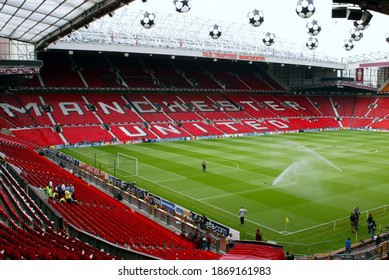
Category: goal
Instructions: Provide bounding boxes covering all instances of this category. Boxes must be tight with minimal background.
[117,153,139,176]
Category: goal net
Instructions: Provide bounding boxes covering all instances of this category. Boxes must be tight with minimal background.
[117,153,139,176]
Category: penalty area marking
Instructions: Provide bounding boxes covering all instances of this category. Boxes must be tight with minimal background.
[207,159,240,170]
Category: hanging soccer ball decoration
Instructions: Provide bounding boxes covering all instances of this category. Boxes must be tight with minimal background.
[306,37,319,50]
[306,20,321,36]
[209,24,222,39]
[343,39,354,51]
[296,0,315,18]
[262,32,276,46]
[141,0,148,2]
[353,20,369,30]
[140,11,156,29]
[386,33,389,43]
[173,0,192,13]
[350,28,363,41]
[247,9,265,27]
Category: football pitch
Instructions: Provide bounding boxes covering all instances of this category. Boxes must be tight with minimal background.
[60,130,389,255]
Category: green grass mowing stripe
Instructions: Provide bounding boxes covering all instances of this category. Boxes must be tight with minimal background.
[60,130,389,255]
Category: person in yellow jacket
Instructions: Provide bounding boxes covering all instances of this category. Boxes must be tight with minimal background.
[43,186,57,200]
[64,190,72,204]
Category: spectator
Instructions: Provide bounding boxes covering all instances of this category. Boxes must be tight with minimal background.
[375,234,381,246]
[205,232,212,250]
[65,183,71,192]
[69,184,77,202]
[369,220,376,240]
[200,214,209,229]
[193,234,201,249]
[285,251,295,260]
[354,207,360,231]
[200,235,207,250]
[226,234,234,252]
[43,185,56,200]
[367,213,373,233]
[350,212,356,233]
[345,237,351,254]
[56,183,65,200]
[64,190,72,204]
[255,228,262,241]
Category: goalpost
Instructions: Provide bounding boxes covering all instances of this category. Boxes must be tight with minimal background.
[117,153,139,176]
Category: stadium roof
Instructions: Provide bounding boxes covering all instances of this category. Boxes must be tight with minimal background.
[0,0,134,50]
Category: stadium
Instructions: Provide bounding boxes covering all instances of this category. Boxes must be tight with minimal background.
[1,0,389,261]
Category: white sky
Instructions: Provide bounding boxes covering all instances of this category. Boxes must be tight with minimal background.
[128,0,389,59]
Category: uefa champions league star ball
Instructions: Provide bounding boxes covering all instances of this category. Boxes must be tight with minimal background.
[247,9,265,27]
[306,37,319,50]
[306,20,321,36]
[173,0,192,13]
[209,24,222,39]
[343,39,354,51]
[350,28,363,41]
[296,0,315,18]
[140,11,156,29]
[262,32,276,46]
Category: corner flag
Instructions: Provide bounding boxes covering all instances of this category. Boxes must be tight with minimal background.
[285,217,289,223]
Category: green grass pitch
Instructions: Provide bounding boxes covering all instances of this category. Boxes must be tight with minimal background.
[60,130,389,256]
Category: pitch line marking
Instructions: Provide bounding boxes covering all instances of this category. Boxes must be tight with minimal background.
[70,148,187,181]
[204,159,240,170]
[199,186,275,201]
